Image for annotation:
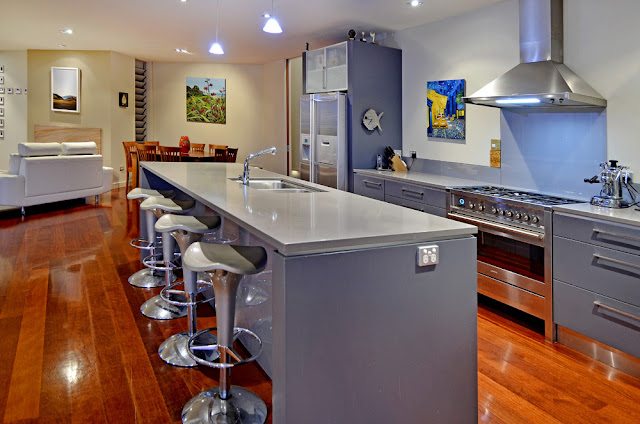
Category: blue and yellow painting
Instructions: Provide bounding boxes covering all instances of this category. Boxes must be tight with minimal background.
[427,79,465,140]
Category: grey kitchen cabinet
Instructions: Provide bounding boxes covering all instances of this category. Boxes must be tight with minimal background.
[553,212,640,358]
[304,42,348,93]
[353,173,447,217]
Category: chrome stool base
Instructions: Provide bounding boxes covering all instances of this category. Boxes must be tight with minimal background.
[140,294,188,320]
[129,268,173,288]
[159,331,218,368]
[181,386,267,424]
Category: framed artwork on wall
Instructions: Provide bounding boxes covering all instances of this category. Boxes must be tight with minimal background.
[186,77,226,124]
[0,88,4,94]
[119,92,128,107]
[51,67,80,113]
[426,79,466,140]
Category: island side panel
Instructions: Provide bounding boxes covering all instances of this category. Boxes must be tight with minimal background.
[272,237,478,423]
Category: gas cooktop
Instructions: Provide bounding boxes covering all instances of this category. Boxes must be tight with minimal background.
[455,186,582,207]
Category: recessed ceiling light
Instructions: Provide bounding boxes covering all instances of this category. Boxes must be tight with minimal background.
[408,0,422,6]
[175,48,191,54]
[262,13,271,18]
[58,44,67,48]
[181,0,187,2]
[59,28,73,34]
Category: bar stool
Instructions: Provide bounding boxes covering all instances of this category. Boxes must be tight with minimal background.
[155,214,222,367]
[126,188,175,288]
[139,196,196,320]
[181,242,268,424]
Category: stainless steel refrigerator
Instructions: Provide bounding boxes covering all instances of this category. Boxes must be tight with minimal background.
[300,92,347,190]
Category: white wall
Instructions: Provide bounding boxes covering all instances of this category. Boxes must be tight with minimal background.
[0,51,28,170]
[392,0,518,167]
[260,59,287,174]
[151,62,266,167]
[394,0,640,175]
[109,52,135,186]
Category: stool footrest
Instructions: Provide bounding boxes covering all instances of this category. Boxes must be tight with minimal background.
[160,279,215,306]
[142,252,181,272]
[187,327,262,369]
[130,237,152,250]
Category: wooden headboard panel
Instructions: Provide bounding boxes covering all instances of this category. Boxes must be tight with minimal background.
[34,125,102,154]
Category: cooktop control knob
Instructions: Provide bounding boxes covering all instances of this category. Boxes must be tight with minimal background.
[478,204,485,211]
[523,214,530,221]
[499,210,505,216]
[532,216,540,223]
[515,212,521,219]
[492,207,498,214]
[469,203,475,209]
[506,211,513,217]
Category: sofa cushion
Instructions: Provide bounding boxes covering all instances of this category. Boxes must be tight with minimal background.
[8,154,22,175]
[22,155,103,198]
[62,141,98,155]
[18,142,62,157]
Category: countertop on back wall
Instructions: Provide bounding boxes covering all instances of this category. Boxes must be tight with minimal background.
[354,169,488,189]
[554,203,640,227]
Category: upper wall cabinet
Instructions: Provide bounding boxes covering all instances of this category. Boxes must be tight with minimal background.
[305,42,348,93]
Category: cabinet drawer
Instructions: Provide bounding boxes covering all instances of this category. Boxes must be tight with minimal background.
[554,213,640,255]
[554,280,640,358]
[385,194,425,212]
[384,180,446,209]
[554,236,640,306]
[353,174,385,201]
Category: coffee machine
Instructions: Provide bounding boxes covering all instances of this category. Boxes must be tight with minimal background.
[584,160,634,208]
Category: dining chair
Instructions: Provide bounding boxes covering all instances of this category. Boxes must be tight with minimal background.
[144,141,160,155]
[208,144,228,155]
[135,144,158,187]
[191,143,205,153]
[214,148,228,162]
[159,146,182,162]
[226,148,238,163]
[123,141,138,191]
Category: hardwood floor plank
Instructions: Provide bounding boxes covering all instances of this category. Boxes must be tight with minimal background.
[3,271,48,422]
[0,317,22,420]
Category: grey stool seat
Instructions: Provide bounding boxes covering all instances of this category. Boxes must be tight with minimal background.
[138,196,197,320]
[126,188,175,288]
[155,214,222,367]
[181,242,268,424]
[127,188,175,200]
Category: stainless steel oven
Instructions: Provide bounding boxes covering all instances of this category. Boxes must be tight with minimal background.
[447,186,581,341]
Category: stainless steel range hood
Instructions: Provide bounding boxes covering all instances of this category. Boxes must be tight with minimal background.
[463,0,606,108]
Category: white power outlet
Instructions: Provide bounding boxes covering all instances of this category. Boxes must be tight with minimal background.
[417,245,439,266]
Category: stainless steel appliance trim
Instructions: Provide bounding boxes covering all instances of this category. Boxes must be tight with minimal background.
[593,228,640,243]
[478,273,545,319]
[401,187,424,197]
[363,180,382,187]
[594,301,640,323]
[448,212,545,246]
[593,253,640,270]
[478,261,545,296]
[557,325,640,379]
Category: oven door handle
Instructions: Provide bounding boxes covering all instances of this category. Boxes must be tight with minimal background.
[447,212,544,244]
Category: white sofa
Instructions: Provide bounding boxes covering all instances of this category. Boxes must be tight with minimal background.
[0,142,113,215]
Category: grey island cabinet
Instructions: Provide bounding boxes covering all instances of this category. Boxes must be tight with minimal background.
[140,162,478,423]
[553,204,640,376]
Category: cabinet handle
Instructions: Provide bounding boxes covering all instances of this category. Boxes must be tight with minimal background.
[594,301,640,323]
[593,228,640,243]
[593,253,640,270]
[322,66,327,90]
[401,188,424,197]
[363,180,382,188]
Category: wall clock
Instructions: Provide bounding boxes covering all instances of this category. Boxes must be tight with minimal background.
[362,108,383,132]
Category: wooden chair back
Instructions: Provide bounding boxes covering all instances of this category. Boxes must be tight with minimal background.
[143,141,160,154]
[226,148,238,163]
[123,141,138,191]
[136,144,157,163]
[209,144,228,155]
[214,148,228,162]
[191,143,205,153]
[159,146,182,162]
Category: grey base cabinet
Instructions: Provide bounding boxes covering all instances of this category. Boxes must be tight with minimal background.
[553,212,640,358]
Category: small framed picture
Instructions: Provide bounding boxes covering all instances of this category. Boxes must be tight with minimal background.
[24,88,27,95]
[0,65,4,73]
[0,108,4,116]
[0,118,4,127]
[6,88,12,94]
[0,129,4,139]
[119,92,128,107]
[0,97,3,105]
[15,88,21,94]
[0,88,4,94]
[0,76,3,84]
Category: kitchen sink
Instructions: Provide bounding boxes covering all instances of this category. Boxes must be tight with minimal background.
[229,178,324,193]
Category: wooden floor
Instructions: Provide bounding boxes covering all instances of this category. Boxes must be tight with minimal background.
[0,188,639,423]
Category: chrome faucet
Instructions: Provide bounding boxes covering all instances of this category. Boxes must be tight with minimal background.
[242,146,277,185]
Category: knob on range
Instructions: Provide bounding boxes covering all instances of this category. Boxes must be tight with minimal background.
[506,211,513,217]
[532,216,540,223]
[515,212,522,219]
[523,214,530,221]
[492,207,498,214]
[499,210,505,216]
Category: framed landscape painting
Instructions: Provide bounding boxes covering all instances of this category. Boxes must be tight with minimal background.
[51,67,80,113]
[186,77,226,124]
[426,79,465,140]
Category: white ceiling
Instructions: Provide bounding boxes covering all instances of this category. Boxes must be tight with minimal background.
[1,0,505,64]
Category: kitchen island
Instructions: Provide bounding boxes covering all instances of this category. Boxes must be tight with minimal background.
[140,162,478,423]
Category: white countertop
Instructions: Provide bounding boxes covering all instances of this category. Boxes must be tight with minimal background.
[354,169,488,189]
[142,163,476,256]
[554,203,640,227]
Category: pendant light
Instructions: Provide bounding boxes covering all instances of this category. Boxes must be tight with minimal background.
[209,0,224,55]
[263,0,282,34]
